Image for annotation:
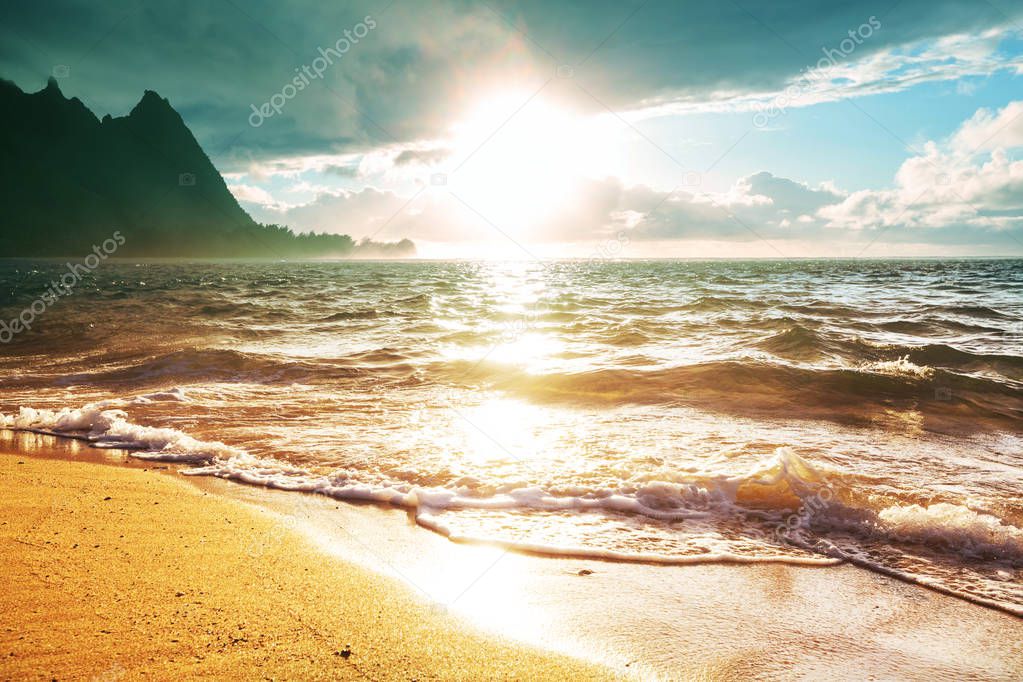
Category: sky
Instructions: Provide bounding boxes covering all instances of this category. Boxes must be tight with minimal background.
[2,0,1023,258]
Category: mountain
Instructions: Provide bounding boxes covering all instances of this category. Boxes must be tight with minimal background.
[0,78,414,258]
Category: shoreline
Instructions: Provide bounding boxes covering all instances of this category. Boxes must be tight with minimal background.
[0,450,618,680]
[3,434,1023,680]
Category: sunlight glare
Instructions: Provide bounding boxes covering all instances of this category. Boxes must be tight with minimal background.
[448,90,615,234]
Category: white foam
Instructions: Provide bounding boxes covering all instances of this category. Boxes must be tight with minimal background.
[185,446,829,524]
[130,387,190,403]
[2,402,839,557]
[1,404,241,464]
[860,355,935,379]
[5,402,1021,612]
[879,502,1023,558]
[1,404,831,530]
[415,510,842,566]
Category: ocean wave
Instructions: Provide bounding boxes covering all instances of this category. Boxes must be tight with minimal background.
[455,360,1023,427]
[859,356,935,379]
[130,387,190,403]
[413,512,840,566]
[923,304,1013,320]
[0,404,241,463]
[756,327,1023,380]
[44,348,371,387]
[775,301,877,318]
[683,295,745,312]
[903,344,1023,380]
[0,400,833,525]
[2,400,841,541]
[3,402,1021,614]
[0,401,828,523]
[318,309,381,322]
[873,318,1004,335]
[755,324,825,359]
[877,502,1023,559]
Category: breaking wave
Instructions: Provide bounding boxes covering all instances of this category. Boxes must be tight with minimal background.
[3,400,1021,615]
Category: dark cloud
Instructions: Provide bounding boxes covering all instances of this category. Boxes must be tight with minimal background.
[739,172,843,215]
[1,0,1018,165]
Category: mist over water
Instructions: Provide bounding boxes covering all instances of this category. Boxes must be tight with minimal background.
[1,259,1021,614]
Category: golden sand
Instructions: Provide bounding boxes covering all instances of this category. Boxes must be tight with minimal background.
[0,453,617,680]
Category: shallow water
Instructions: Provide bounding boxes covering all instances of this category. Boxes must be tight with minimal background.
[1,258,1021,614]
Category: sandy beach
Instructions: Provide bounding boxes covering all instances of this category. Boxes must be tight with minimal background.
[3,438,1022,681]
[0,451,616,681]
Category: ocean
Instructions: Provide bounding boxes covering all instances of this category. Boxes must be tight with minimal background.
[1,258,1021,616]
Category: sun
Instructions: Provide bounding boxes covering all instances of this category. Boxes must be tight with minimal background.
[445,90,615,236]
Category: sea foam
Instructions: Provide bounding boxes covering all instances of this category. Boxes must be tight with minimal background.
[1,403,240,463]
[3,400,1021,613]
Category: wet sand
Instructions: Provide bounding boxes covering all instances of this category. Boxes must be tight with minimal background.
[0,451,616,680]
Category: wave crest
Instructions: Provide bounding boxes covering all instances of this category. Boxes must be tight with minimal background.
[1,404,242,463]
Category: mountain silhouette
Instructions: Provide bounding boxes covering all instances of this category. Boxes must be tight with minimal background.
[0,78,414,258]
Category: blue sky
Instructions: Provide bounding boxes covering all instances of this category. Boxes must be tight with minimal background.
[2,0,1022,256]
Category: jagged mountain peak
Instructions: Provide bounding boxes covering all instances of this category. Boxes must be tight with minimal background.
[128,89,179,122]
[0,75,411,258]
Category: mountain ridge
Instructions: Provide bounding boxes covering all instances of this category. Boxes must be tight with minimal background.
[0,78,413,258]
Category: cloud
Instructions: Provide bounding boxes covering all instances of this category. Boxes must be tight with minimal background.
[634,28,1023,122]
[393,147,451,166]
[2,0,1020,162]
[736,172,844,214]
[952,100,1023,152]
[227,183,280,208]
[248,100,1023,253]
[251,186,407,238]
[323,164,360,177]
[820,101,1023,238]
[821,149,1023,233]
[244,186,482,244]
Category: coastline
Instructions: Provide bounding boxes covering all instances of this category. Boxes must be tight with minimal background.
[2,435,1022,680]
[0,451,617,680]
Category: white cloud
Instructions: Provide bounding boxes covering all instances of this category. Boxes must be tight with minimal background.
[952,101,1023,152]
[631,27,1023,121]
[239,101,1023,254]
[820,101,1023,235]
[228,183,281,208]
